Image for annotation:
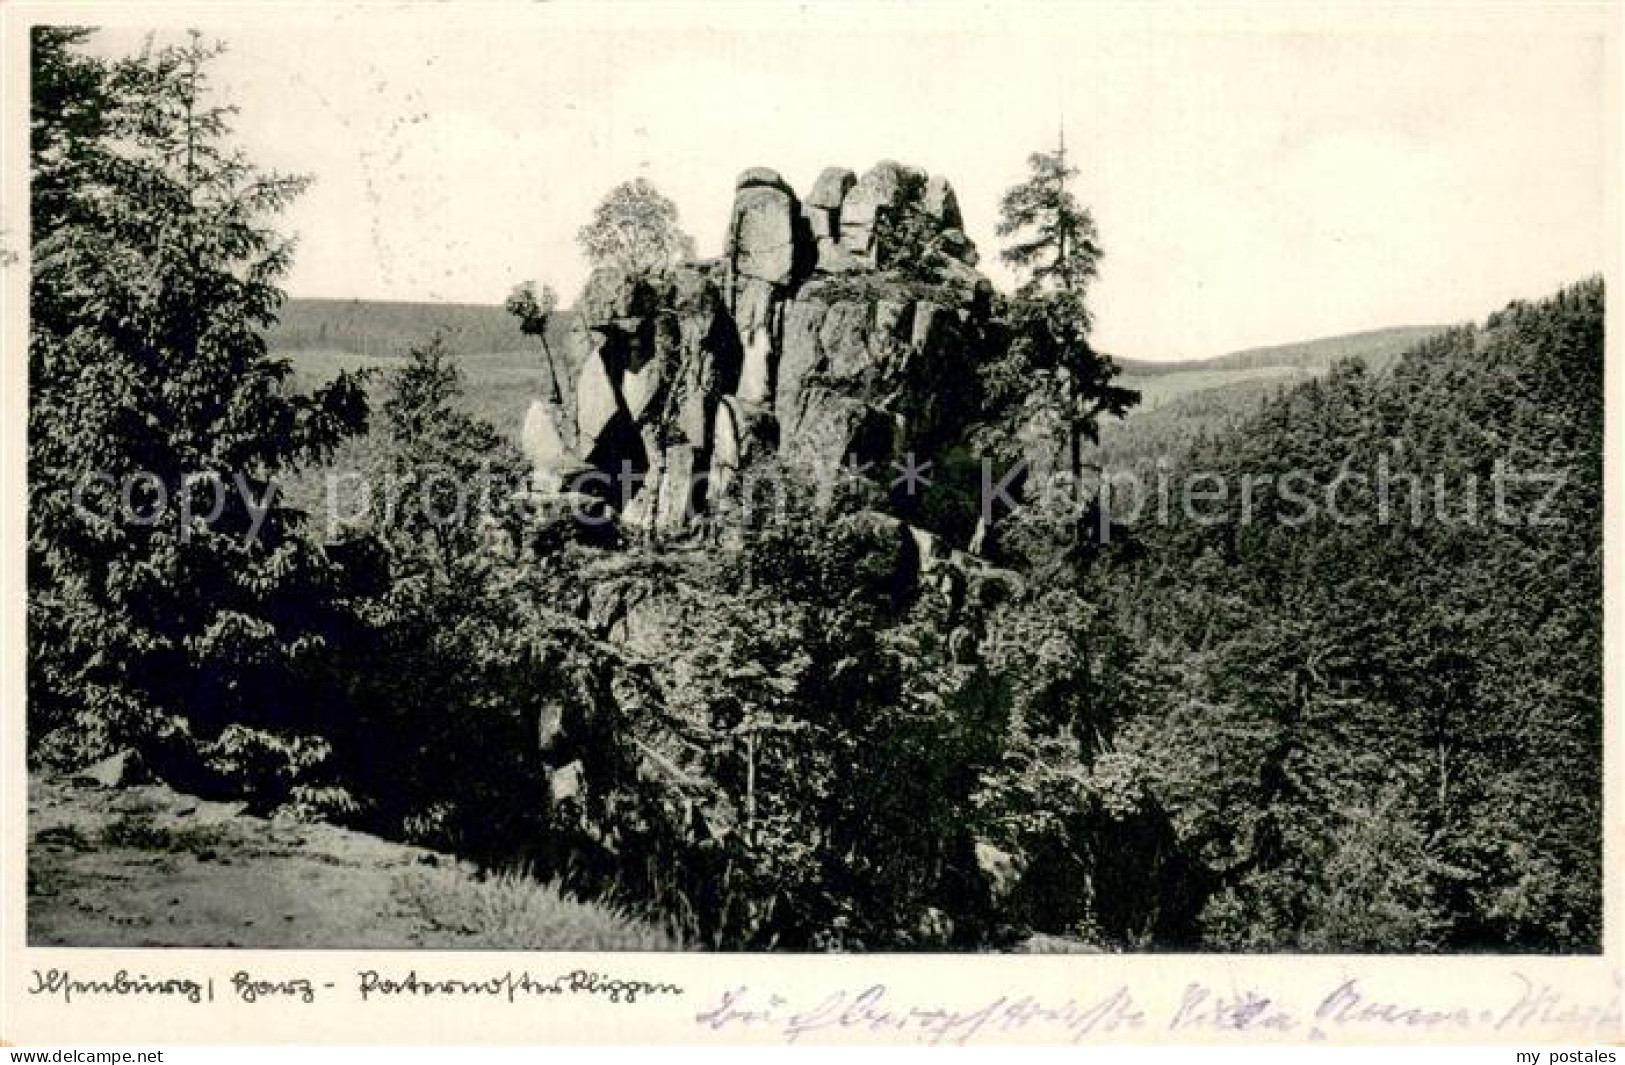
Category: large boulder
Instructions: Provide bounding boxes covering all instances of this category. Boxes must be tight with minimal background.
[773,283,974,476]
[814,239,865,275]
[783,386,900,478]
[728,181,801,286]
[807,166,857,210]
[805,206,837,243]
[804,166,856,243]
[867,297,916,377]
[521,398,572,485]
[709,397,743,502]
[574,341,624,458]
[732,277,781,405]
[655,443,701,532]
[709,397,778,507]
[776,296,831,425]
[817,298,875,381]
[840,160,924,258]
[922,174,963,229]
[736,166,793,195]
[670,265,742,444]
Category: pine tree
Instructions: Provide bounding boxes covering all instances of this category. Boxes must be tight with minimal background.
[994,136,1134,526]
[374,335,528,568]
[996,132,1103,300]
[28,29,368,772]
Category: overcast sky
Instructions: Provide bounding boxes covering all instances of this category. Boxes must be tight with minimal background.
[84,3,1613,361]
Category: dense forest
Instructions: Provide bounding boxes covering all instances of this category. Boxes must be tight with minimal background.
[1081,282,1604,950]
[26,28,1604,953]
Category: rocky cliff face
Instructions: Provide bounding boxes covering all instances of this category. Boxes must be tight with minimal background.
[522,161,998,544]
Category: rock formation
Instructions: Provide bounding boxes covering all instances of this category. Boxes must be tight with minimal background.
[504,164,1075,945]
[523,160,994,546]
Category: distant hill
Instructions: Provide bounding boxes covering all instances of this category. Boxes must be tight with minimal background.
[270,298,575,440]
[269,297,572,358]
[1114,324,1448,378]
[1096,324,1454,470]
[275,300,1444,377]
[272,298,1451,456]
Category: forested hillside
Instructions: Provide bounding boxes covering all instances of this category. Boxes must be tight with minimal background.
[1094,326,1451,473]
[1081,279,1604,951]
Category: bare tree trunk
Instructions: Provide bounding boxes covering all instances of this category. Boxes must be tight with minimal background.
[538,332,565,407]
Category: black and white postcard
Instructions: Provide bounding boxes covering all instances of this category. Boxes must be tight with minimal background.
[1,0,1619,1049]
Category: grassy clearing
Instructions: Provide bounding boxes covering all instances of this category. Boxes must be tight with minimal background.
[397,865,687,951]
[1116,364,1302,412]
[284,347,549,441]
[99,813,230,860]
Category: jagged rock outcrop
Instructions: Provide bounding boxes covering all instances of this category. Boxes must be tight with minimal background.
[504,165,1074,940]
[527,160,992,548]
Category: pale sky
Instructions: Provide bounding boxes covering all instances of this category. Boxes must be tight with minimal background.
[80,3,1614,361]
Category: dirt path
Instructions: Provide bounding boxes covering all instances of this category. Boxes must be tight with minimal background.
[28,777,465,949]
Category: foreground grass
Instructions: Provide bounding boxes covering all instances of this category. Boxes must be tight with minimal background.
[30,778,689,949]
[397,865,686,951]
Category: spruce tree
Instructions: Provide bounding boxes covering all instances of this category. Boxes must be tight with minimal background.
[996,132,1103,300]
[28,29,368,773]
[995,136,1134,526]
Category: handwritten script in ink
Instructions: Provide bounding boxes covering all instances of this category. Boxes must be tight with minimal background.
[694,972,1622,1045]
[28,967,681,1009]
[26,964,1620,1045]
[356,968,683,1005]
[28,969,327,1006]
[696,981,1146,1044]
